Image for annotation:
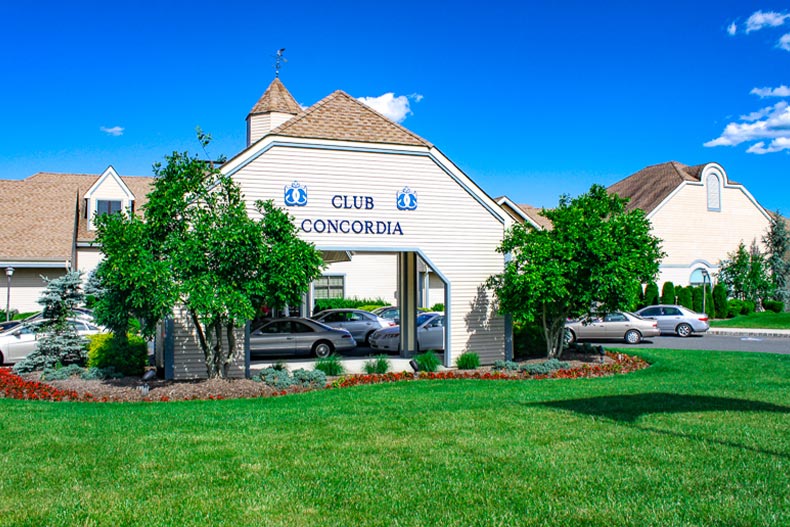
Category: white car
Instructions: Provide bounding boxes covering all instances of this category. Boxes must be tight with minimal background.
[369,312,445,353]
[0,319,105,364]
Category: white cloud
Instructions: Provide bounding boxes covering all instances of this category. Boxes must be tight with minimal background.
[779,33,790,50]
[746,137,790,154]
[751,85,790,98]
[100,126,124,136]
[357,93,423,123]
[727,22,737,36]
[745,10,790,33]
[705,101,790,152]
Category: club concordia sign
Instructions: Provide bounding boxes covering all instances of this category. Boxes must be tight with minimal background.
[284,181,417,236]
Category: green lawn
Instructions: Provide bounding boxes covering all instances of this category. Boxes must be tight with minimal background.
[710,311,790,329]
[1,349,789,527]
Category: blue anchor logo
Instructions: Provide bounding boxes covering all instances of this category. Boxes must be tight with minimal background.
[284,181,308,207]
[396,187,417,211]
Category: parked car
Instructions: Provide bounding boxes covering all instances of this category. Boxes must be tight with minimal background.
[635,304,710,337]
[564,312,659,345]
[0,319,106,364]
[22,307,95,325]
[311,309,394,345]
[249,317,356,358]
[369,312,445,353]
[372,306,400,324]
[0,320,22,333]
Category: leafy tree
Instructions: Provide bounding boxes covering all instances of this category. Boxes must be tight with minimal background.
[488,184,663,358]
[94,132,324,378]
[717,241,773,306]
[660,281,676,304]
[763,212,790,307]
[14,271,86,373]
[643,282,659,307]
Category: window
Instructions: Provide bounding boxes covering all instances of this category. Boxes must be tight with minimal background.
[314,275,344,299]
[96,200,123,216]
[663,307,682,316]
[706,174,721,211]
[604,313,627,322]
[640,307,661,317]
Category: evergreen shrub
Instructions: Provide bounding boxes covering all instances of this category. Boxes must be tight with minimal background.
[677,287,693,309]
[519,358,570,375]
[314,298,388,313]
[661,282,676,304]
[713,283,728,319]
[727,299,743,318]
[763,300,785,313]
[492,360,520,371]
[643,282,659,307]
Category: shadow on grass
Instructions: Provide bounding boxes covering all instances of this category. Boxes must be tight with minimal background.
[529,393,790,423]
[530,393,790,458]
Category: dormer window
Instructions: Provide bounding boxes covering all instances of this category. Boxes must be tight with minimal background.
[707,174,721,211]
[96,200,123,216]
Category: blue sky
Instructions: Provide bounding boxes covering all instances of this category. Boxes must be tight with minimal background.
[2,1,789,212]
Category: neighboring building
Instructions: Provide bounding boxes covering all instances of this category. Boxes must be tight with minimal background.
[0,167,153,313]
[608,161,773,286]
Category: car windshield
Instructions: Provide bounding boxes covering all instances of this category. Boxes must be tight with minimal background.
[624,312,645,320]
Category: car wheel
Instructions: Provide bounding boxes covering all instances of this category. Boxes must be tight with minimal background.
[312,341,333,358]
[563,328,576,345]
[624,329,642,344]
[676,323,693,337]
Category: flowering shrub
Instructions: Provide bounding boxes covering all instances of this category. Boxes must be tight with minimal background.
[0,367,94,402]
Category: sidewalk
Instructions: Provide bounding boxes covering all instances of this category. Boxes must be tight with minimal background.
[707,327,790,338]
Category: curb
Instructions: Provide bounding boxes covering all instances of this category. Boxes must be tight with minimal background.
[708,328,790,339]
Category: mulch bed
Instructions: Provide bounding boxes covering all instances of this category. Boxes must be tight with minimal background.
[1,352,648,403]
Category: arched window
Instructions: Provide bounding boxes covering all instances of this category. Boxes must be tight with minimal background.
[689,268,711,285]
[707,174,721,211]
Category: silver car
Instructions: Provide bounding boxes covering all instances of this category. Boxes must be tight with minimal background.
[369,312,445,353]
[0,319,106,364]
[635,304,710,337]
[249,318,356,358]
[311,309,394,346]
[564,312,659,345]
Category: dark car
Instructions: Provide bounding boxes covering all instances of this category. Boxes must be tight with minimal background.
[249,317,356,358]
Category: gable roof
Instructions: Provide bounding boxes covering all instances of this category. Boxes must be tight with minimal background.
[517,204,554,230]
[608,161,710,214]
[0,172,154,263]
[248,78,303,116]
[269,90,432,147]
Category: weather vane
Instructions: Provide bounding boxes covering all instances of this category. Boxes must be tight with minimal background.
[274,48,287,78]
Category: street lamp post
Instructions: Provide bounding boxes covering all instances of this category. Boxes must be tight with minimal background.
[5,267,14,322]
[701,269,710,316]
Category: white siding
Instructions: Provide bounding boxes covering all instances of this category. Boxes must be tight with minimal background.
[233,144,507,365]
[87,175,134,230]
[76,247,103,277]
[0,268,65,314]
[323,253,397,303]
[248,113,297,145]
[651,181,770,286]
[169,306,246,380]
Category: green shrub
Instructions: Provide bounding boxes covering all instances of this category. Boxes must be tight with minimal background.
[87,333,148,376]
[727,299,743,318]
[430,303,444,312]
[358,305,384,312]
[81,366,123,380]
[661,282,676,304]
[677,287,693,309]
[705,288,715,318]
[455,352,480,370]
[643,282,659,307]
[314,354,345,376]
[692,286,703,312]
[567,342,605,356]
[764,300,785,313]
[519,358,570,375]
[713,283,728,319]
[314,298,388,313]
[363,355,391,374]
[255,367,293,389]
[413,351,441,372]
[742,300,756,314]
[492,360,520,371]
[291,368,327,388]
[513,321,547,359]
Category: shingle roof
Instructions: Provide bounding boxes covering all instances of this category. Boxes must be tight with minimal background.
[0,172,154,262]
[517,204,554,230]
[608,161,709,214]
[270,90,432,147]
[248,78,303,116]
